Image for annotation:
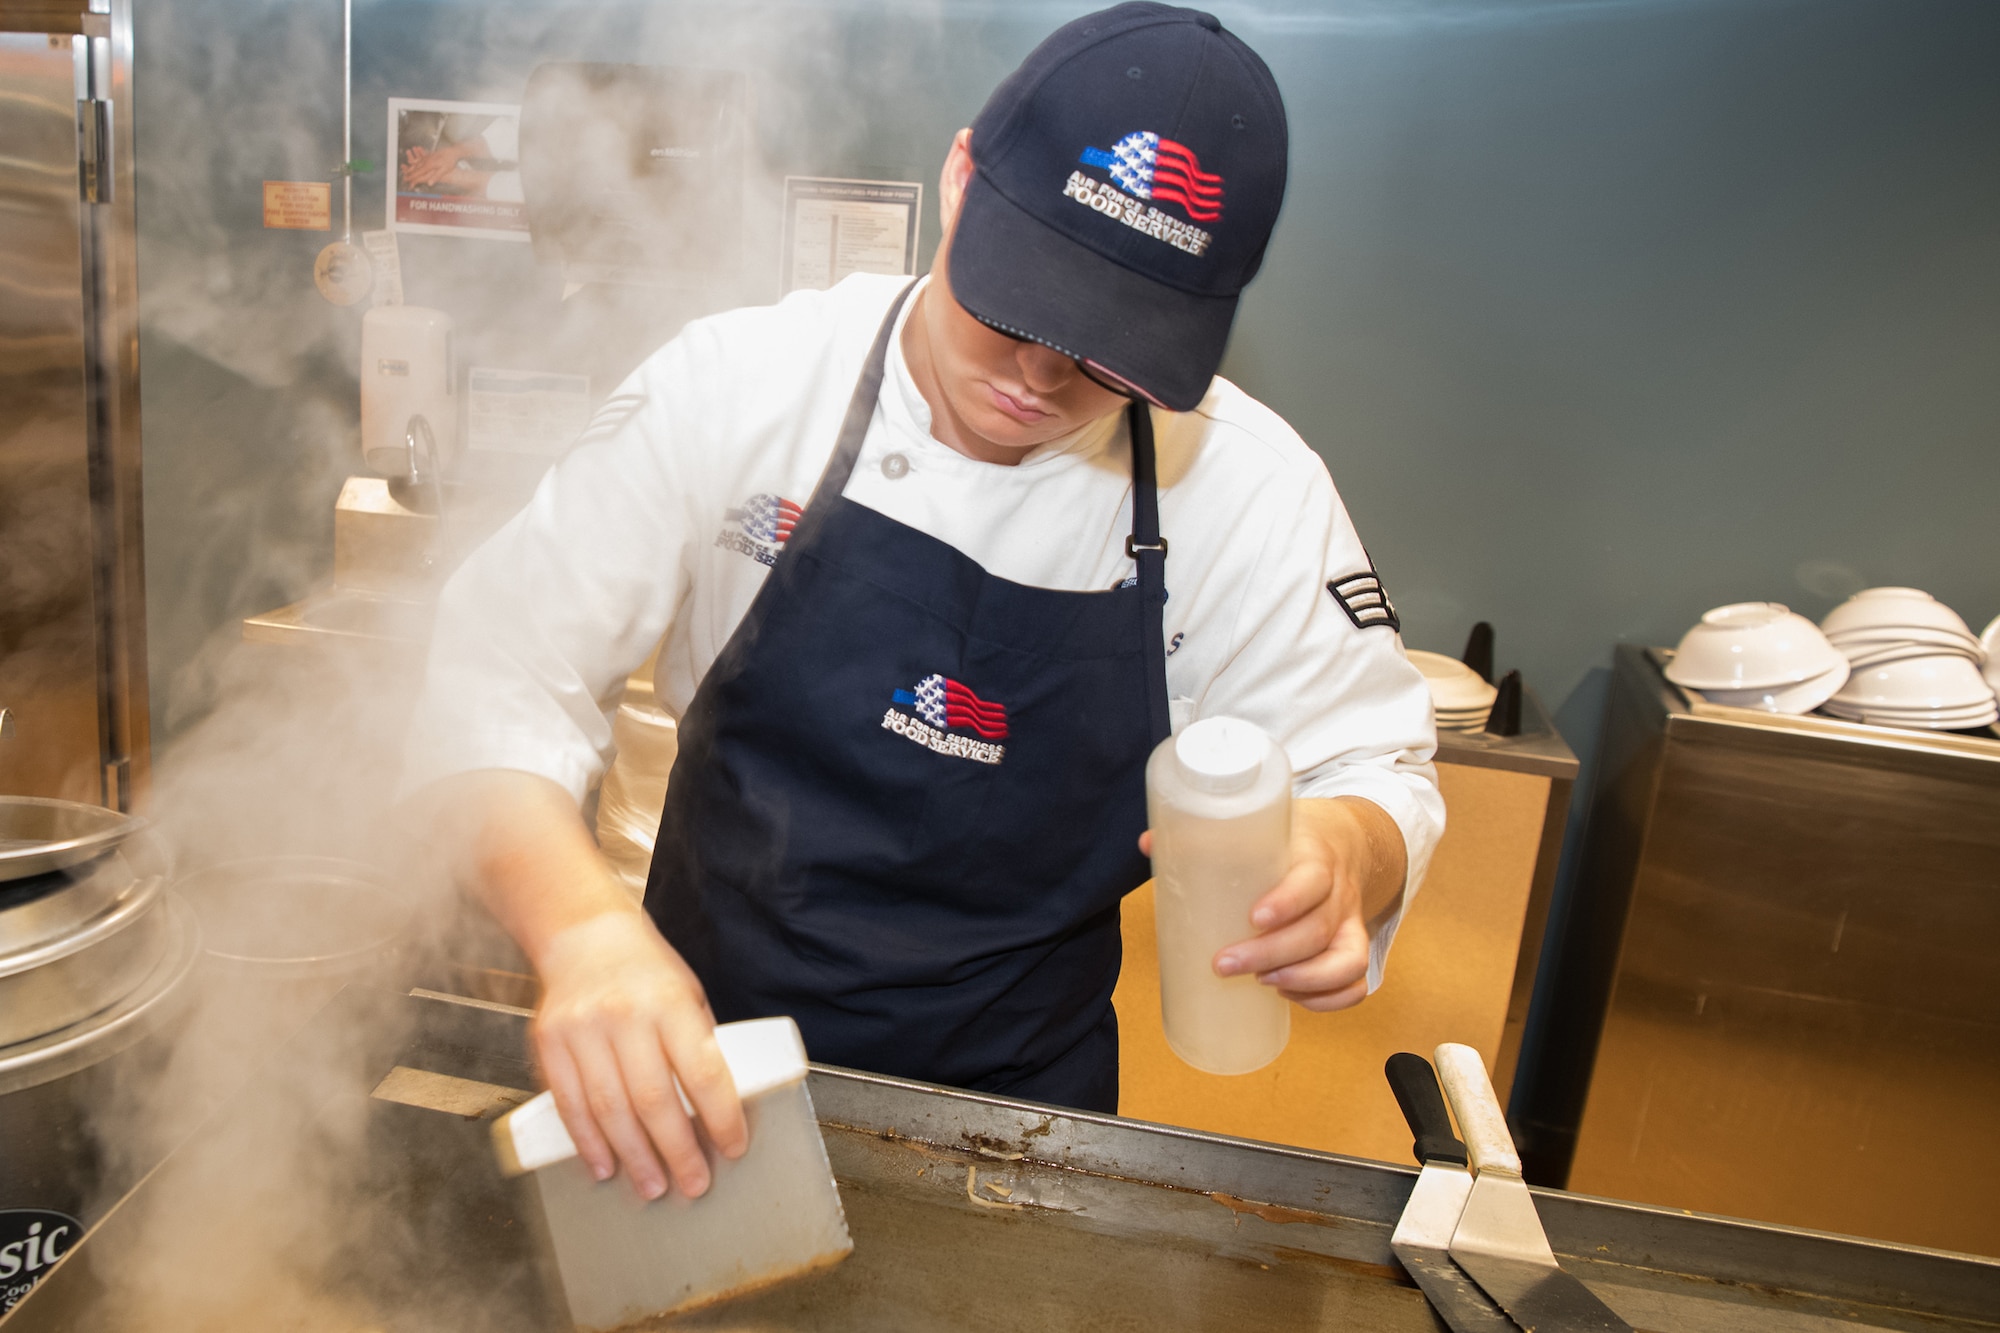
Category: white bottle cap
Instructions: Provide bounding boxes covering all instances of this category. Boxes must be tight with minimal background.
[1174,717,1267,795]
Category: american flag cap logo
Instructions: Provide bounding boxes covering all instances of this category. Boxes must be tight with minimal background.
[726,493,803,546]
[1079,131,1224,223]
[892,673,1009,740]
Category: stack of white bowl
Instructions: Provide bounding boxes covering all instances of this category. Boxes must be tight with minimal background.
[1819,588,1996,731]
[1985,616,2000,696]
[1408,649,1499,731]
[1662,602,1849,713]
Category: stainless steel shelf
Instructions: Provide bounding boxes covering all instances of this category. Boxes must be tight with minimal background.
[1435,681,1580,781]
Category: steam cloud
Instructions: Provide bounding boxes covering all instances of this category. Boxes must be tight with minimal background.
[54,1,972,1327]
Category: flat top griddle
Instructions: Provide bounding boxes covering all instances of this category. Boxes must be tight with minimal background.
[6,989,1996,1333]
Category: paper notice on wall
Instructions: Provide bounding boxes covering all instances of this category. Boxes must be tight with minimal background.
[361,229,404,306]
[263,180,330,230]
[388,98,530,241]
[781,177,921,293]
[466,369,592,457]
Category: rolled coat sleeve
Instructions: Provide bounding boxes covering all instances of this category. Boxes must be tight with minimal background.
[1189,460,1443,994]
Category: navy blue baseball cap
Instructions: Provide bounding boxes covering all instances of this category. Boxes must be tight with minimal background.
[948,3,1288,412]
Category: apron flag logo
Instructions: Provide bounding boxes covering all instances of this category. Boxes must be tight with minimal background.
[883,673,1008,764]
[1328,570,1401,632]
[895,673,1009,739]
[716,493,803,568]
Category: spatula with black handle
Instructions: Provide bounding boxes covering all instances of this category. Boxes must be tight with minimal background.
[1385,1053,1522,1332]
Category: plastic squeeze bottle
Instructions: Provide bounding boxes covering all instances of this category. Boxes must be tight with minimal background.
[1145,716,1292,1075]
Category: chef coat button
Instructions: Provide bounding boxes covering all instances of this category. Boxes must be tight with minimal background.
[881,453,910,479]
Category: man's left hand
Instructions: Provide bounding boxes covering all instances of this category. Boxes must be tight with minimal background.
[1139,796,1407,1013]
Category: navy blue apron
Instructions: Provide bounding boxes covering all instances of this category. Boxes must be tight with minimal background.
[644,282,1170,1112]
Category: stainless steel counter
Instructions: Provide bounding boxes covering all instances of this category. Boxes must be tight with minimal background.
[6,987,1995,1331]
[1515,643,2000,1257]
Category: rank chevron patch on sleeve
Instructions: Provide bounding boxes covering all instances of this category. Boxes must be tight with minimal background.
[1327,570,1400,631]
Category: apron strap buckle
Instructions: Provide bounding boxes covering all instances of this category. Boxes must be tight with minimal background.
[1124,535,1169,558]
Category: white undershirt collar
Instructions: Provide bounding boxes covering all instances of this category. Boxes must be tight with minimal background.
[879,276,1123,475]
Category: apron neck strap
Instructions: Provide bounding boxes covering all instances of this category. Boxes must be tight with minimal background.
[799,281,1172,743]
[804,280,920,513]
[1126,401,1172,744]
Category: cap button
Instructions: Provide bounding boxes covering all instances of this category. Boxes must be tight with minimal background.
[1194,11,1221,30]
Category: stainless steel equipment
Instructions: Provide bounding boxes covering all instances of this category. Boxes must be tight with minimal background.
[0,0,149,810]
[6,987,1997,1331]
[173,856,411,982]
[0,866,165,1047]
[1515,643,2000,1257]
[170,855,414,1071]
[0,806,177,1060]
[0,812,197,1316]
[0,794,139,880]
[240,476,442,650]
[0,884,194,1094]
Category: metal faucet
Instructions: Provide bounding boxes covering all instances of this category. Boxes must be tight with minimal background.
[404,413,437,488]
[403,413,452,570]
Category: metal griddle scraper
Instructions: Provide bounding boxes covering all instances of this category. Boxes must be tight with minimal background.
[493,1016,852,1331]
[1385,1053,1521,1332]
[1434,1043,1633,1333]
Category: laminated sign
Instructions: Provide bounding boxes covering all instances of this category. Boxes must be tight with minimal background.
[262,180,330,231]
[781,177,921,293]
[466,368,591,457]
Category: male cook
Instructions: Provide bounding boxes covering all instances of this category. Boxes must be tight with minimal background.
[408,3,1443,1203]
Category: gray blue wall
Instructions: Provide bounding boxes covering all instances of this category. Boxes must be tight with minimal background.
[134,0,2000,962]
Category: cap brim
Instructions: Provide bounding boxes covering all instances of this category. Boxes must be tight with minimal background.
[947,170,1236,413]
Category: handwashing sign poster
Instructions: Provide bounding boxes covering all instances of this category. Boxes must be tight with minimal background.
[387,98,530,241]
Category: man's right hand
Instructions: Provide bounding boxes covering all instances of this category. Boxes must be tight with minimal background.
[532,911,749,1199]
[423,770,748,1200]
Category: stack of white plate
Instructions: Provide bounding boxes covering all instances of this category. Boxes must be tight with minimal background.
[1985,615,2000,696]
[1819,588,1996,730]
[1662,602,1849,713]
[1409,650,1499,731]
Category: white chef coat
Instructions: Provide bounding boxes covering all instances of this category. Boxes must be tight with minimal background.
[406,273,1444,991]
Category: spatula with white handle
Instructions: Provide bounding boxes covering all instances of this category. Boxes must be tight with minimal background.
[493,1016,852,1331]
[1434,1043,1632,1333]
